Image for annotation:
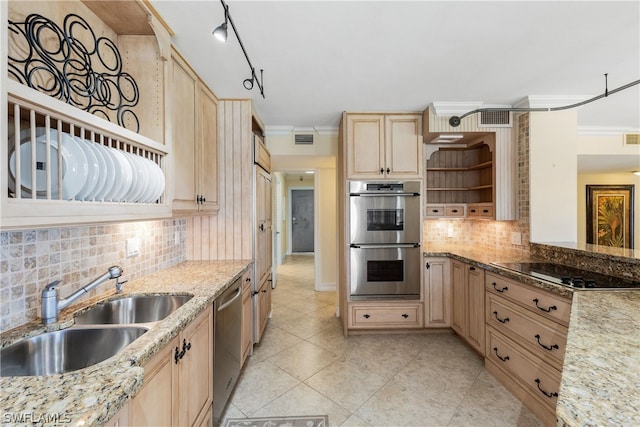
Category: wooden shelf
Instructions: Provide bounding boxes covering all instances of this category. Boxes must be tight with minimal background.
[427,188,470,191]
[427,160,493,173]
[468,161,493,171]
[469,184,493,190]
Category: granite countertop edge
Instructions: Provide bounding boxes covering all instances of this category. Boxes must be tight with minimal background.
[0,259,252,426]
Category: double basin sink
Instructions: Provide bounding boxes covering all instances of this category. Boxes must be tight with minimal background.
[1,294,193,377]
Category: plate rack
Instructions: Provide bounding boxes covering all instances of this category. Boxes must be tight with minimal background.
[2,80,172,229]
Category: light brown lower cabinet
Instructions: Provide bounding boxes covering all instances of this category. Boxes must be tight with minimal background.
[451,260,485,355]
[424,257,451,328]
[128,307,213,427]
[484,272,571,427]
[255,278,272,343]
[241,268,254,366]
[348,302,424,329]
[104,403,129,427]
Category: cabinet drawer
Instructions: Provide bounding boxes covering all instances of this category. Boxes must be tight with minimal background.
[468,203,494,217]
[486,327,561,412]
[348,303,423,329]
[425,204,445,217]
[445,205,466,217]
[486,272,571,326]
[486,294,567,370]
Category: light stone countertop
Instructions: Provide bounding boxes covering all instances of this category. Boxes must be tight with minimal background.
[423,244,640,426]
[0,260,251,426]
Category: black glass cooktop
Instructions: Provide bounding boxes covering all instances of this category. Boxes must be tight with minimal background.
[493,262,640,290]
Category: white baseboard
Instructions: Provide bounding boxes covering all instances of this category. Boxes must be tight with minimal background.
[315,282,336,292]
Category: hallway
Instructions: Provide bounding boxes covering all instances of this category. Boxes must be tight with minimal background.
[221,255,543,426]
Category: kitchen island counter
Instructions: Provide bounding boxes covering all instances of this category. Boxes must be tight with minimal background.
[424,244,640,427]
[0,260,251,426]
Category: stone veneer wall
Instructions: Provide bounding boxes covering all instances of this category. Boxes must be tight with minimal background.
[423,113,531,255]
[0,219,187,332]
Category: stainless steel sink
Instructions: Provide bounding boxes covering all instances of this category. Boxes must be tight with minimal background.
[0,326,147,377]
[74,294,193,325]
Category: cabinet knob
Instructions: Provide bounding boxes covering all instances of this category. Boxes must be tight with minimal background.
[401,313,409,318]
[386,168,390,174]
[363,314,370,318]
[469,266,476,271]
[379,168,384,174]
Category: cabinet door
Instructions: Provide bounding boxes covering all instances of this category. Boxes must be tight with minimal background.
[197,83,219,212]
[241,271,253,366]
[345,114,385,179]
[104,403,129,427]
[385,115,422,178]
[424,257,451,328]
[178,308,213,427]
[256,168,272,286]
[256,279,271,342]
[171,52,198,212]
[466,265,485,355]
[129,337,178,427]
[451,260,466,336]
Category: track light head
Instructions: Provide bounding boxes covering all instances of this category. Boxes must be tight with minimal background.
[213,21,228,42]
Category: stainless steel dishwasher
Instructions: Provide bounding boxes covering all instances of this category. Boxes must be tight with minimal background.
[213,276,242,425]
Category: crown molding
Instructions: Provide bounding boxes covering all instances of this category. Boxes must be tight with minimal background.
[265,126,294,136]
[514,95,592,109]
[430,101,483,116]
[576,126,639,136]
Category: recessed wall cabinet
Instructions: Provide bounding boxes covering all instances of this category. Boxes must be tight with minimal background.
[424,138,496,219]
[484,272,571,427]
[451,260,485,355]
[171,48,219,214]
[422,106,516,220]
[423,257,451,328]
[344,113,423,179]
[3,0,172,229]
[128,307,213,427]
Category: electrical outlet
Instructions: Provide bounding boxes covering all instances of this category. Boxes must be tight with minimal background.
[126,238,141,257]
[510,232,522,245]
[447,224,454,238]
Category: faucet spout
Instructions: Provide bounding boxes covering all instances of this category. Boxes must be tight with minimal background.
[41,265,124,324]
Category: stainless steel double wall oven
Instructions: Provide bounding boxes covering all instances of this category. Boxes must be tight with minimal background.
[349,181,421,300]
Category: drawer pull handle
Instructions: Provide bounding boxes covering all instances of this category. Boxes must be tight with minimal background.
[493,347,509,362]
[174,346,181,364]
[535,334,559,351]
[482,209,489,213]
[401,313,409,318]
[532,298,557,313]
[493,311,510,324]
[363,314,370,319]
[535,378,558,398]
[432,209,439,213]
[452,209,458,213]
[492,282,508,293]
[469,266,476,271]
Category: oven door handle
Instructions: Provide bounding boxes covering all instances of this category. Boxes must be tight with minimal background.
[350,243,421,249]
[350,192,420,197]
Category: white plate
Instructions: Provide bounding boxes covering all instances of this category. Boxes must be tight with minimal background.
[107,147,133,202]
[83,140,107,201]
[8,128,87,200]
[140,157,157,203]
[72,136,99,201]
[133,154,152,203]
[126,153,146,202]
[147,158,165,203]
[91,143,116,201]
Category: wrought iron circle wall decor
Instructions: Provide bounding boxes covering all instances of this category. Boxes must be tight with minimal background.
[8,13,141,132]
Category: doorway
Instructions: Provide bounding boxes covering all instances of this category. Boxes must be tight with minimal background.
[290,188,314,253]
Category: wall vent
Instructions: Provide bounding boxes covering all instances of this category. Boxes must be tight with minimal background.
[478,110,512,128]
[624,133,640,145]
[294,134,314,145]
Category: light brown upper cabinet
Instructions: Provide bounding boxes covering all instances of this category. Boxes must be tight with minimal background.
[170,48,219,214]
[344,113,422,180]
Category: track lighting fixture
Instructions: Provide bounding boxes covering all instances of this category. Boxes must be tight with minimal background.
[212,0,265,98]
[448,74,640,127]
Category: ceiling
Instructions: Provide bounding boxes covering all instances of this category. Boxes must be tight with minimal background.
[150,0,640,172]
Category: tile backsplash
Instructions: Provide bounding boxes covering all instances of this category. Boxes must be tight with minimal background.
[0,219,186,332]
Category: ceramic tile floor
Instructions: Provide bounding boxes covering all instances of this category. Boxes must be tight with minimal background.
[221,255,545,427]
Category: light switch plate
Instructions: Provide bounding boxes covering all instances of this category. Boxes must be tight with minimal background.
[126,238,141,257]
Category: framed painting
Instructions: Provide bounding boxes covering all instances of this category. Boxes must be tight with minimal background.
[586,185,634,249]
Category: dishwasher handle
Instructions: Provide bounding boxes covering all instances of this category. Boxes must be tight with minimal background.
[217,285,242,312]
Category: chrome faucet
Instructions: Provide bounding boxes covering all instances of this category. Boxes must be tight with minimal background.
[41,266,124,324]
